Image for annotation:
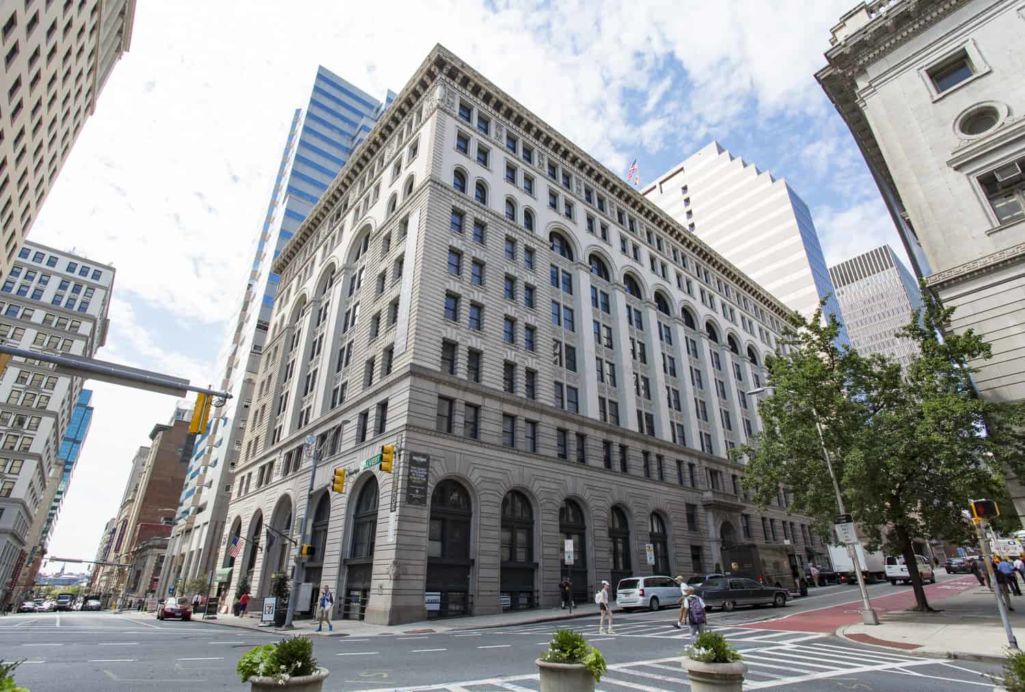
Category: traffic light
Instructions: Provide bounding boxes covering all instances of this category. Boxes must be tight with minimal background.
[970,498,999,520]
[0,352,11,379]
[380,443,396,473]
[332,467,347,493]
[299,544,316,559]
[189,393,212,434]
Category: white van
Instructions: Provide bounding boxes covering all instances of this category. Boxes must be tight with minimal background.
[615,576,682,611]
[885,555,936,585]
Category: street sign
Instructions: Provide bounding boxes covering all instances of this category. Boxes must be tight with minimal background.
[564,539,575,565]
[834,521,858,545]
[645,543,655,566]
[362,454,382,470]
[304,434,316,446]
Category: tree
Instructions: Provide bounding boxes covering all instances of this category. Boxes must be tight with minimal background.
[737,293,1025,611]
[183,577,209,597]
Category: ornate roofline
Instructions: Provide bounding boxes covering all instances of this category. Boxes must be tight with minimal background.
[273,45,795,321]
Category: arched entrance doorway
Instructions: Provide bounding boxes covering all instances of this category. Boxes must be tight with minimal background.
[299,494,330,618]
[426,479,473,618]
[649,513,670,575]
[609,506,632,594]
[559,499,588,604]
[343,477,378,620]
[241,511,262,594]
[260,496,292,597]
[500,490,535,611]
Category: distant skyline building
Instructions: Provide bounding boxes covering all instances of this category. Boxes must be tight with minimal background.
[643,142,847,341]
[158,66,393,600]
[829,246,923,368]
[0,0,136,276]
[38,388,94,555]
[0,241,114,608]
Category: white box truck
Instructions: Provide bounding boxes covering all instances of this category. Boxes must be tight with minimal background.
[828,543,886,583]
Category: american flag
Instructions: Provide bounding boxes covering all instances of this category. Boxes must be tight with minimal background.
[227,535,242,559]
[626,159,638,185]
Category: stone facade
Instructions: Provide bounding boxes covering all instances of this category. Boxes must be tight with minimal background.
[217,46,825,625]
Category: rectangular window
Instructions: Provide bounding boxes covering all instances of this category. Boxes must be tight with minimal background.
[524,247,535,270]
[471,260,485,286]
[524,368,537,399]
[980,158,1025,224]
[356,410,369,443]
[447,248,462,276]
[467,349,482,383]
[472,219,486,244]
[503,316,516,344]
[927,49,974,93]
[450,208,464,233]
[556,428,568,459]
[524,324,536,351]
[523,284,535,308]
[436,396,454,433]
[456,131,469,154]
[463,403,480,439]
[504,236,517,261]
[503,361,516,393]
[468,302,483,330]
[502,414,517,448]
[441,340,457,374]
[619,445,629,473]
[525,420,538,452]
[375,400,389,434]
[444,292,460,321]
[603,440,613,469]
[686,504,697,531]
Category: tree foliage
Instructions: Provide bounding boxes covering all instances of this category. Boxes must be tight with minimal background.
[736,291,1025,611]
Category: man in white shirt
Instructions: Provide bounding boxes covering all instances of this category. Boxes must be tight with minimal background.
[596,580,614,634]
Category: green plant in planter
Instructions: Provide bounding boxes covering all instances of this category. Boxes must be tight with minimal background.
[237,636,318,683]
[270,572,290,603]
[685,631,742,664]
[540,629,607,682]
[0,659,29,692]
[236,573,251,600]
[1004,648,1025,692]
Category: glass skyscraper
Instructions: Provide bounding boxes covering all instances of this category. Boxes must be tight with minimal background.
[158,67,393,597]
[40,390,95,550]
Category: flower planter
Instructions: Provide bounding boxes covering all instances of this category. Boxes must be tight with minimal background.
[682,659,747,692]
[248,667,330,692]
[535,659,595,692]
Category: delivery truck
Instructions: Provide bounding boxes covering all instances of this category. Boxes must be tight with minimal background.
[827,543,886,583]
[721,543,806,595]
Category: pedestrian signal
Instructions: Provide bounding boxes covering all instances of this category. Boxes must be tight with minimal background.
[380,443,396,473]
[299,544,315,559]
[969,498,999,520]
[332,467,347,493]
[189,393,212,434]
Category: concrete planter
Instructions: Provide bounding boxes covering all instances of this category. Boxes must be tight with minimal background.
[682,659,747,692]
[535,659,595,692]
[249,667,330,692]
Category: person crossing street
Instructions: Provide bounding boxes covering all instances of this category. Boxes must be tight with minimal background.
[316,584,334,632]
[595,580,614,634]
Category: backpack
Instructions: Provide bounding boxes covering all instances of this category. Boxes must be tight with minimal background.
[687,596,706,625]
[594,590,603,605]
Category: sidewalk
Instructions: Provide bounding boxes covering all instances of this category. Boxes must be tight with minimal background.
[122,604,594,637]
[837,582,1025,663]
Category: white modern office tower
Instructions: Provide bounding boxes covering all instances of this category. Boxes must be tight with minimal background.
[828,245,923,368]
[215,45,825,626]
[817,0,1025,513]
[0,241,113,608]
[0,0,135,276]
[643,142,847,340]
[158,68,392,598]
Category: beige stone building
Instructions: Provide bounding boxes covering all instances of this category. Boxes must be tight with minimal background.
[818,0,1025,513]
[217,45,826,625]
[0,0,135,275]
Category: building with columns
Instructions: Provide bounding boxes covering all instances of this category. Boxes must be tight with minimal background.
[817,0,1025,514]
[216,45,825,625]
[158,66,392,603]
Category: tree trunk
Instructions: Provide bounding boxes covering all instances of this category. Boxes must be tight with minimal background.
[894,523,932,611]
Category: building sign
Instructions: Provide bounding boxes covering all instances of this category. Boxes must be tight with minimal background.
[564,539,575,565]
[406,453,430,505]
[645,543,655,566]
[296,583,313,613]
[424,591,441,612]
[262,597,276,622]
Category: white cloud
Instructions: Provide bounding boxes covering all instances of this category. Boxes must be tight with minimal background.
[814,198,911,270]
[33,0,881,564]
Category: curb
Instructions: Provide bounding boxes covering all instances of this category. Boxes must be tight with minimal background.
[834,624,1008,664]
[450,609,597,631]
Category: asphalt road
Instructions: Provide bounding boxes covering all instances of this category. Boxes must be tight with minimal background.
[0,577,1003,691]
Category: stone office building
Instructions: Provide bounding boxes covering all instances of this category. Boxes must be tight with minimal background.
[217,45,826,625]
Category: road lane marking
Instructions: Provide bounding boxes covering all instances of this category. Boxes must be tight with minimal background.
[411,648,447,653]
[452,633,481,637]
[22,643,62,646]
[99,642,139,646]
[337,651,378,656]
[55,613,60,628]
[477,644,511,649]
[397,636,429,640]
[177,657,224,661]
[89,658,136,662]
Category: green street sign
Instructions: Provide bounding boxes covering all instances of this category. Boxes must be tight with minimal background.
[362,453,382,470]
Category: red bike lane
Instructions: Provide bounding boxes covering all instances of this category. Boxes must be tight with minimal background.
[740,576,979,632]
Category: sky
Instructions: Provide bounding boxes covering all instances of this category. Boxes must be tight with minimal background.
[33,0,907,569]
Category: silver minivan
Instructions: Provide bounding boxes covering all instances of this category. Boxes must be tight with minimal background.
[615,575,682,611]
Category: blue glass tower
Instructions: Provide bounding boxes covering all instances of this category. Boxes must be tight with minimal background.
[160,67,393,594]
[41,390,94,543]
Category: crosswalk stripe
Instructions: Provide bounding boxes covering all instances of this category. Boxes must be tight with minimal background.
[758,646,908,668]
[743,658,940,689]
[615,666,686,683]
[809,641,922,661]
[785,646,917,665]
[600,676,674,691]
[490,682,536,691]
[741,651,843,671]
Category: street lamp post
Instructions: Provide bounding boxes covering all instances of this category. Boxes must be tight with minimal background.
[748,386,879,626]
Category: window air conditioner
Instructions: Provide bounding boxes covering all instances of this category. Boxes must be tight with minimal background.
[994,162,1023,184]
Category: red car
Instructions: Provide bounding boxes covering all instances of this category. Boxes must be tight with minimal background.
[156,597,192,621]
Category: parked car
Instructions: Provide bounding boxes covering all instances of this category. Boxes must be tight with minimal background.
[17,601,36,613]
[686,573,724,586]
[694,576,789,611]
[81,598,102,611]
[615,576,682,611]
[156,597,192,621]
[885,555,936,585]
[945,557,971,574]
[54,593,75,611]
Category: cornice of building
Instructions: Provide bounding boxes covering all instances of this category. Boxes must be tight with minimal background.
[925,239,1025,288]
[272,45,795,322]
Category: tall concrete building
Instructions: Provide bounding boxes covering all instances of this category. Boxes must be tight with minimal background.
[828,246,923,367]
[643,142,847,340]
[0,0,135,275]
[0,242,112,607]
[158,67,393,600]
[216,45,825,625]
[817,0,1025,511]
[95,410,190,605]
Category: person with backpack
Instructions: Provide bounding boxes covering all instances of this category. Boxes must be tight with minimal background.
[559,578,574,612]
[595,580,614,634]
[315,584,334,632]
[675,585,706,636]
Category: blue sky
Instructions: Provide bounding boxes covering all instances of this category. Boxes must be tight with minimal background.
[33,0,907,566]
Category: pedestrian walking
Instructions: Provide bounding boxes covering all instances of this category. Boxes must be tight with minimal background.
[315,585,334,632]
[997,557,1022,597]
[192,593,201,610]
[995,557,1015,611]
[238,591,250,617]
[559,578,574,612]
[1014,554,1025,582]
[672,576,688,629]
[595,580,614,634]
[674,585,707,637]
[809,564,820,587]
